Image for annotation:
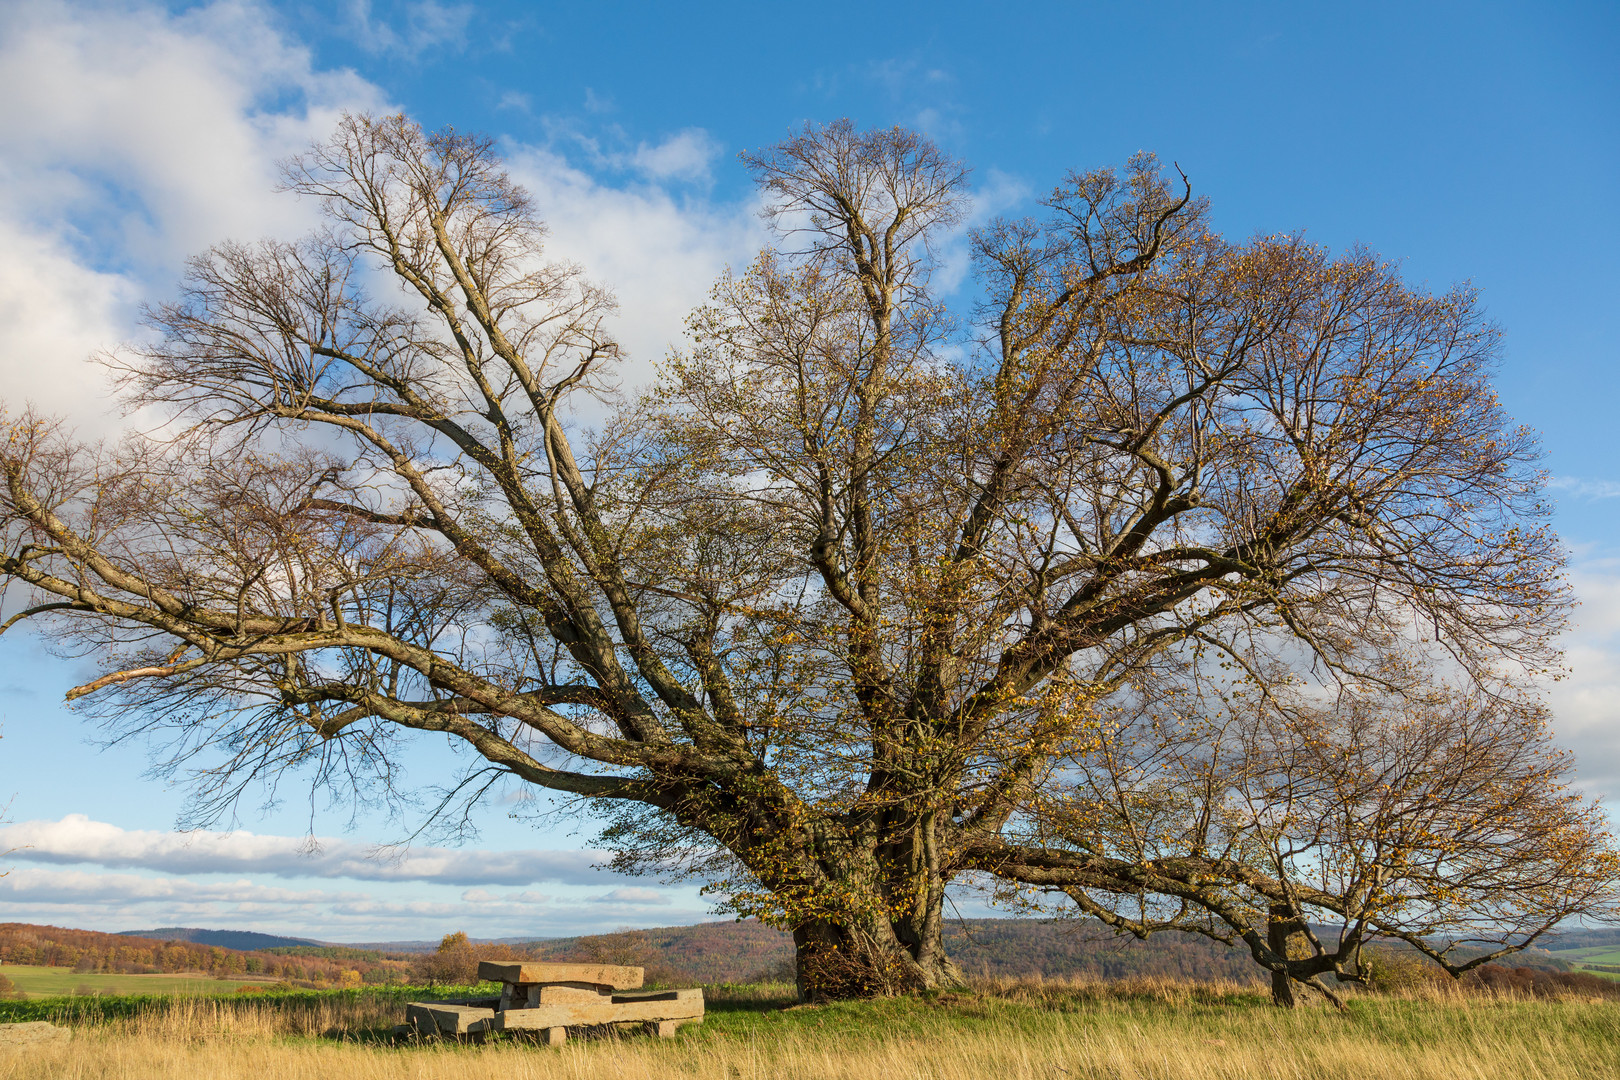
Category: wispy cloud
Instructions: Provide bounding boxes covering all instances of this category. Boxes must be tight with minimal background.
[495,89,532,113]
[866,56,963,139]
[1548,477,1620,501]
[0,815,618,886]
[342,0,473,60]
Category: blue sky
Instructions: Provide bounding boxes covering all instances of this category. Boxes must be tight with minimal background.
[0,0,1616,941]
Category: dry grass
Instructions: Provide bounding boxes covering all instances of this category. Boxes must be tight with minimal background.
[2,976,1616,1080]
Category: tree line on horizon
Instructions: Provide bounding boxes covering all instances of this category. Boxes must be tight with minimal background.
[0,923,408,987]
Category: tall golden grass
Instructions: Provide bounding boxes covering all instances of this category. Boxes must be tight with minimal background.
[2,976,1616,1080]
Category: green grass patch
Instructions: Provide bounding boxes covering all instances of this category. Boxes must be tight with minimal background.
[677,980,1270,1047]
[1548,945,1620,966]
[0,964,278,997]
[1573,966,1620,980]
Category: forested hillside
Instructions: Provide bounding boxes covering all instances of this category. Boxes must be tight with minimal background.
[0,924,411,986]
[529,921,793,983]
[518,919,1579,984]
[117,928,319,950]
[522,920,1270,983]
[0,919,1586,991]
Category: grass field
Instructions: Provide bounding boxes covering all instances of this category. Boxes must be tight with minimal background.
[1551,946,1620,968]
[0,977,1617,1080]
[0,964,278,997]
[1574,966,1620,981]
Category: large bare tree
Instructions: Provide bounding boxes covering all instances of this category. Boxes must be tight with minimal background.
[0,114,1587,999]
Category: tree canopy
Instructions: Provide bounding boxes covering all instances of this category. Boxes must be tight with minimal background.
[1,113,1610,1002]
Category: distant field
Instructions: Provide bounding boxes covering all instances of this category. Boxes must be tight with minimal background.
[1547,945,1620,971]
[0,964,277,997]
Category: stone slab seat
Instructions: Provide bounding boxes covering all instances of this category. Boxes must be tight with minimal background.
[610,989,701,1004]
[406,1002,496,1036]
[0,1022,72,1045]
[508,984,613,1008]
[489,988,704,1032]
[477,961,644,990]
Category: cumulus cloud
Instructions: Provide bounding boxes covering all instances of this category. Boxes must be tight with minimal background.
[503,142,761,388]
[631,129,723,183]
[0,0,761,434]
[0,0,387,429]
[1,866,351,906]
[0,814,625,886]
[600,886,672,905]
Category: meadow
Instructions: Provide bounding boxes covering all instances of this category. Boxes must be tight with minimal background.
[1551,945,1620,975]
[0,964,277,997]
[1,976,1618,1080]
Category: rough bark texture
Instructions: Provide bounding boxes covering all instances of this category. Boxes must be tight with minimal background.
[1267,906,1299,1008]
[792,900,964,1000]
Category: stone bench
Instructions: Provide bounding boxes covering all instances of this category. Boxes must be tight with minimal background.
[404,961,703,1045]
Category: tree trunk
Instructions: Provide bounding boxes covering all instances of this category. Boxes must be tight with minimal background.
[793,912,963,1001]
[1267,905,1298,1008]
[789,861,964,1001]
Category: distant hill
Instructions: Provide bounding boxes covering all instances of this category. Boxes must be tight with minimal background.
[117,927,321,951]
[523,920,792,983]
[0,923,412,986]
[341,939,463,954]
[1545,927,1620,950]
[6,918,1596,988]
[947,919,1264,982]
[502,918,1584,984]
[519,918,1258,984]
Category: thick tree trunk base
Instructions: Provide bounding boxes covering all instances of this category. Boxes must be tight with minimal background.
[1267,905,1298,1008]
[793,920,964,1001]
[1270,968,1296,1008]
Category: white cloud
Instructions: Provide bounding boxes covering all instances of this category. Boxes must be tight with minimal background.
[496,89,533,112]
[0,220,136,423]
[0,865,696,939]
[0,1,762,434]
[0,0,387,428]
[342,0,473,59]
[1549,560,1620,803]
[503,142,761,387]
[1,866,350,906]
[1549,477,1620,501]
[601,886,672,905]
[0,814,621,886]
[631,129,723,183]
[0,1,383,261]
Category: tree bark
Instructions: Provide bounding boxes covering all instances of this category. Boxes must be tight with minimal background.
[792,905,964,1001]
[787,853,965,1001]
[1267,905,1298,1008]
